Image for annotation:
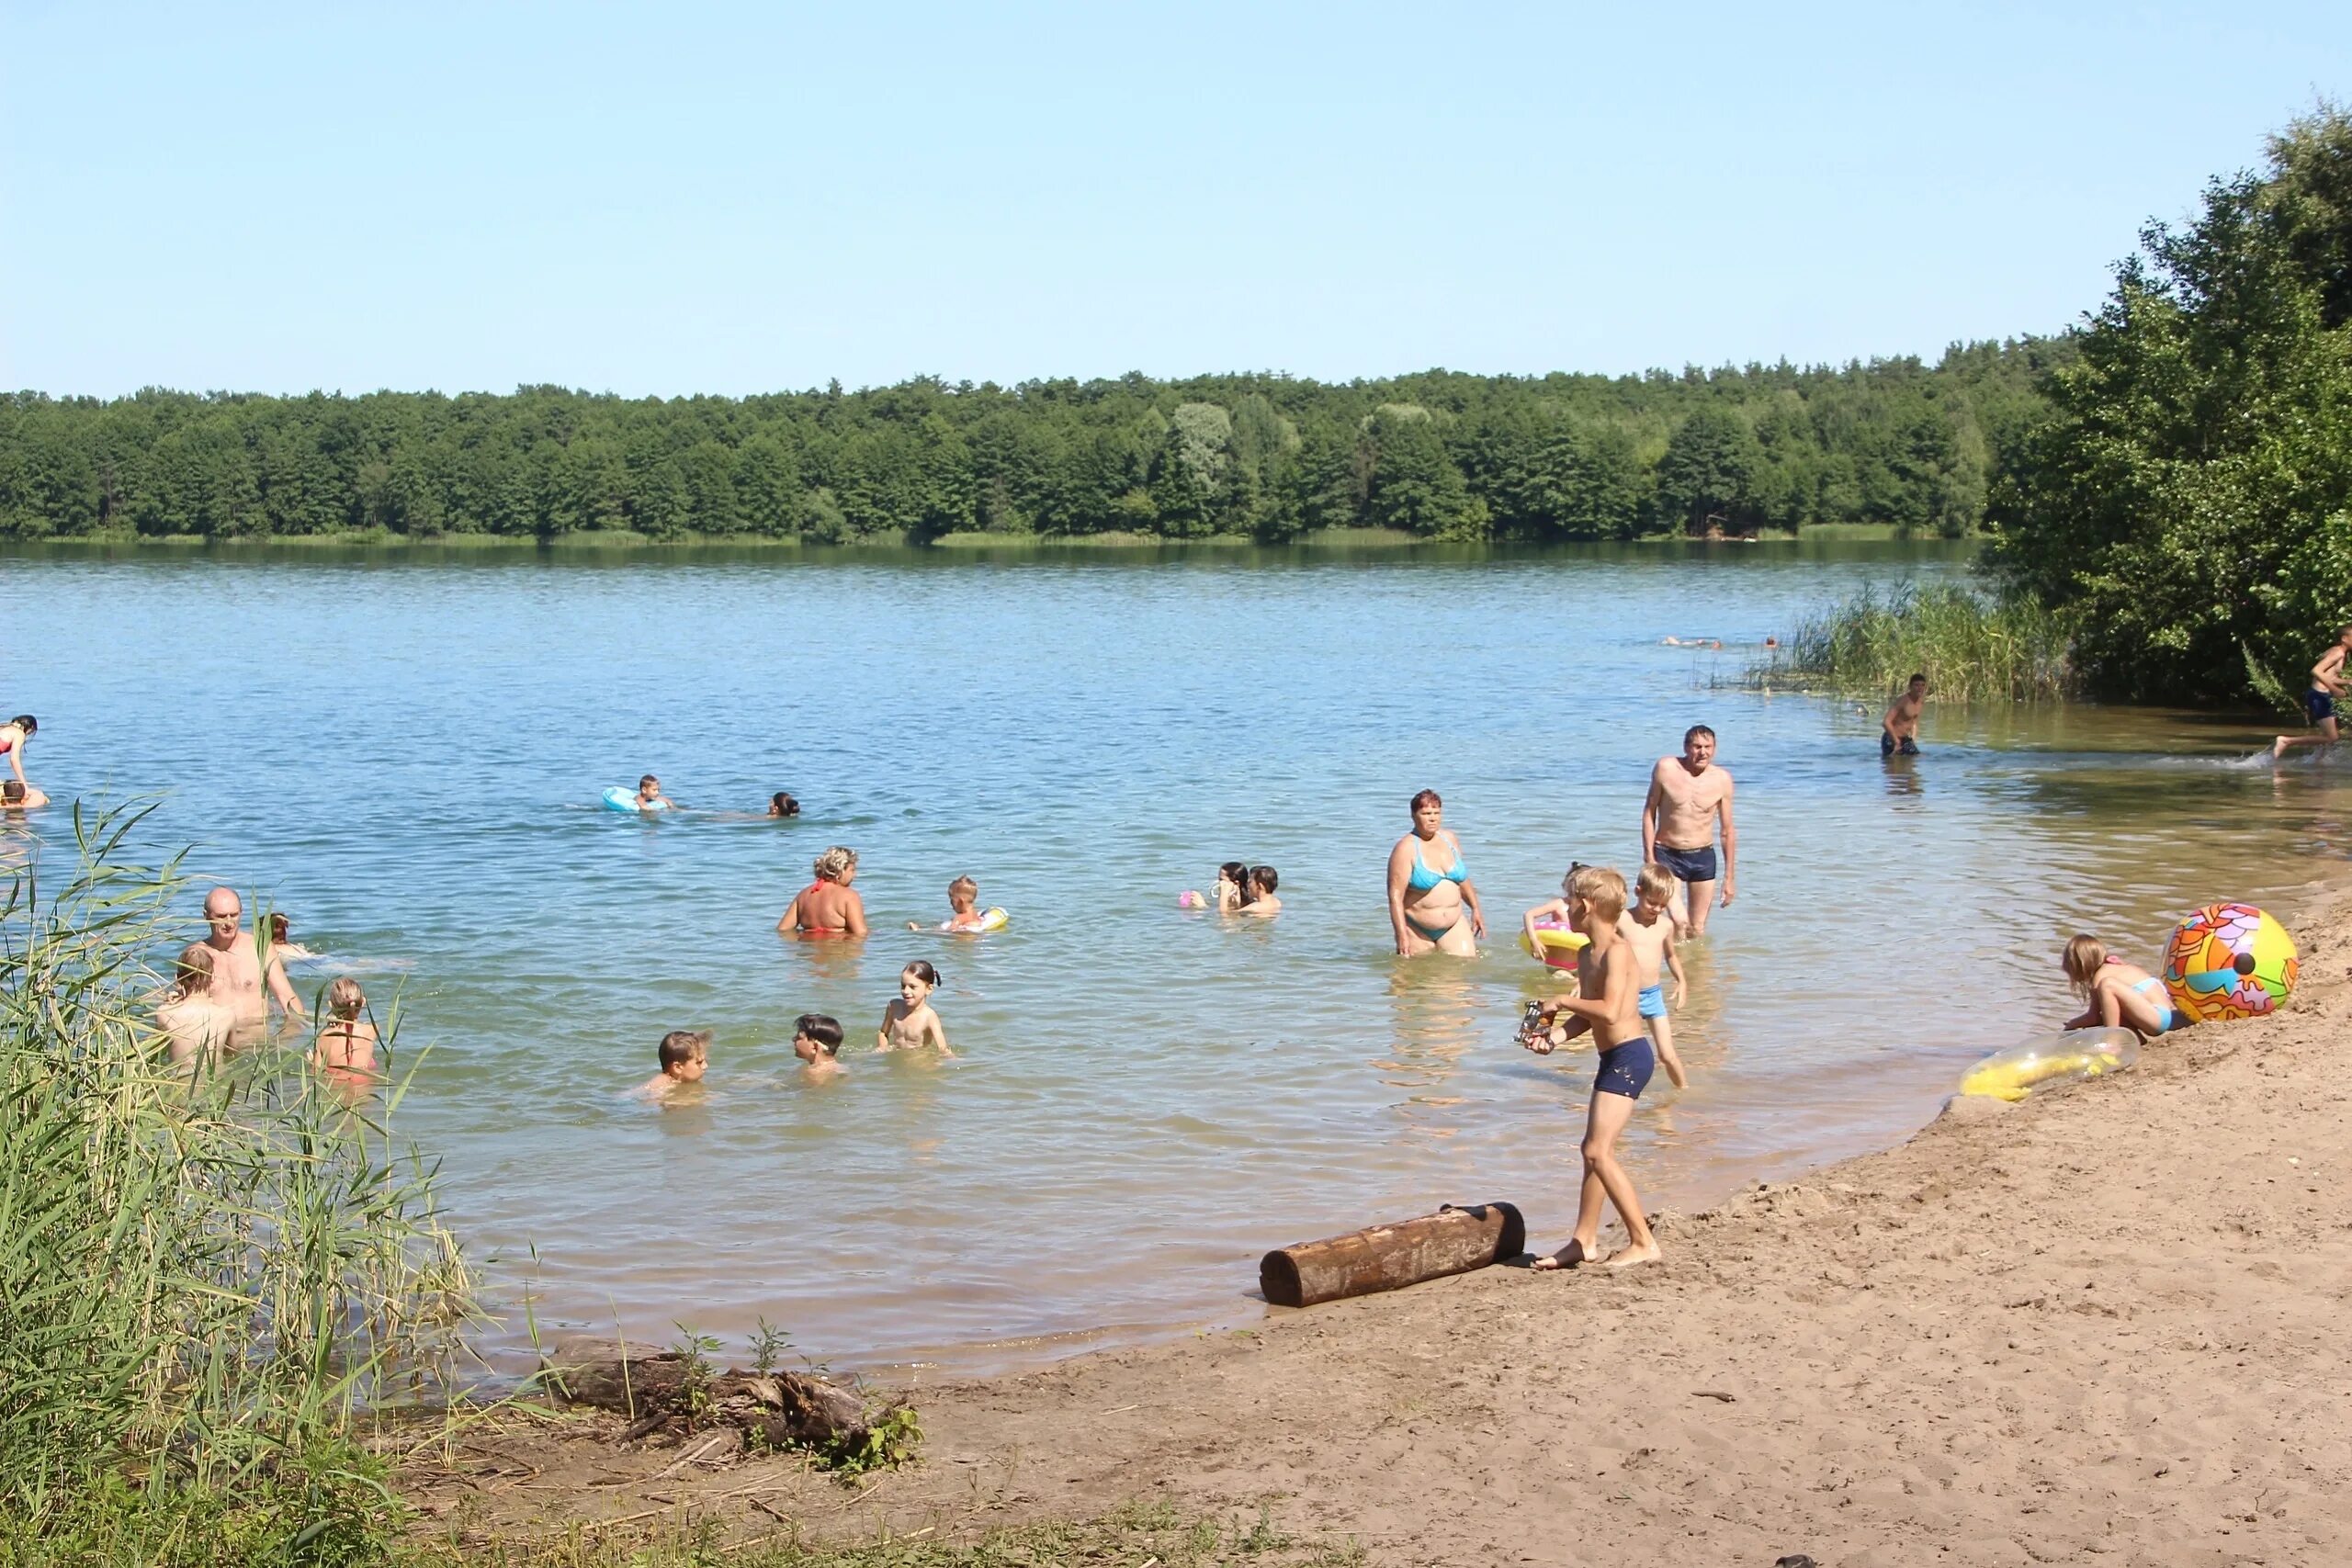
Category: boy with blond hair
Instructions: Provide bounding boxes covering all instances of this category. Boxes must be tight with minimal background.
[1526,865,1688,1271]
[1622,863,1689,1066]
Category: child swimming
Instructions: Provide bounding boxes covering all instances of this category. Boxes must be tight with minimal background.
[267,912,318,961]
[1524,865,1688,1272]
[877,961,953,1055]
[2060,934,2177,1038]
[793,1012,846,1078]
[636,1029,710,1100]
[1620,863,1689,1064]
[1,780,47,810]
[1235,865,1282,917]
[768,791,801,818]
[156,942,236,1065]
[311,976,379,1091]
[910,875,993,932]
[633,774,677,812]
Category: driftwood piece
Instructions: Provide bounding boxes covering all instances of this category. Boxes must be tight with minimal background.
[542,1335,867,1450]
[1260,1201,1526,1308]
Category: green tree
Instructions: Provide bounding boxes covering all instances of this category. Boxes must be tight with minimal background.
[1655,405,1761,534]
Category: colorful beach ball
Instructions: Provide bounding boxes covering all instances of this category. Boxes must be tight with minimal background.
[2162,903,2298,1023]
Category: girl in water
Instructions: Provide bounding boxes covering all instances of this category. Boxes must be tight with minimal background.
[2061,935,2177,1037]
[877,960,953,1055]
[1386,789,1485,956]
[156,942,235,1064]
[268,912,317,961]
[778,847,868,937]
[311,976,380,1091]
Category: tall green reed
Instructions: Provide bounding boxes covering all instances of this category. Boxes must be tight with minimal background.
[1746,581,2077,703]
[0,805,476,1511]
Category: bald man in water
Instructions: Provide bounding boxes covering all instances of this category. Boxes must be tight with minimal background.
[1641,725,1738,935]
[200,886,307,1032]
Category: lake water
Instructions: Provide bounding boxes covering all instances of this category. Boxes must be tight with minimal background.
[12,539,2344,1375]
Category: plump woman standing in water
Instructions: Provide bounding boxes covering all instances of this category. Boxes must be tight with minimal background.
[1386,789,1485,957]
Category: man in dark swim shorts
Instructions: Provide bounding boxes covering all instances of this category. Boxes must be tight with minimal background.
[1640,726,1737,934]
[1882,673,1928,756]
[2275,626,2352,761]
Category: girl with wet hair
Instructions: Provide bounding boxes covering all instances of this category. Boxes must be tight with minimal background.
[878,960,952,1055]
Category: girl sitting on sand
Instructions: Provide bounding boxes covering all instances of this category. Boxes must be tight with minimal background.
[877,960,953,1055]
[2061,934,2177,1038]
[311,976,379,1091]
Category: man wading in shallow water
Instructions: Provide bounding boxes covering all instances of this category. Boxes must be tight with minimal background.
[200,886,308,1039]
[1641,725,1737,936]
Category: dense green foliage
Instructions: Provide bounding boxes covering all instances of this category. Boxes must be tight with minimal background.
[0,811,470,1559]
[1989,106,2352,702]
[0,350,2056,545]
[1748,582,2077,702]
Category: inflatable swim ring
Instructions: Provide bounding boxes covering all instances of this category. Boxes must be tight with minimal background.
[603,786,667,814]
[1518,917,1589,972]
[2164,902,2297,1022]
[944,907,1009,933]
[1959,1027,2139,1102]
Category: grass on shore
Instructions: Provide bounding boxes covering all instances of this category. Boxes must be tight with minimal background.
[0,806,477,1562]
[1746,581,2077,702]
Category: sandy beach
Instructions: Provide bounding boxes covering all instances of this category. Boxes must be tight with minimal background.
[412,883,2352,1566]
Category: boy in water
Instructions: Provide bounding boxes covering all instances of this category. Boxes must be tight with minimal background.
[1,780,47,810]
[913,875,991,932]
[1526,865,1687,1272]
[1236,865,1282,917]
[1882,672,1928,756]
[793,1012,846,1079]
[634,774,677,811]
[636,1029,708,1100]
[2274,626,2352,760]
[1623,863,1689,1064]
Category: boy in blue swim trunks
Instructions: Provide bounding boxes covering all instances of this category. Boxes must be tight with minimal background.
[1622,863,1689,1065]
[1525,865,1689,1273]
[2273,626,2352,761]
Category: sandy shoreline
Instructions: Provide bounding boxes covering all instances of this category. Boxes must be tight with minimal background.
[413,881,2352,1565]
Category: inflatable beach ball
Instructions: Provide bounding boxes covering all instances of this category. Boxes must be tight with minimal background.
[2162,903,2298,1023]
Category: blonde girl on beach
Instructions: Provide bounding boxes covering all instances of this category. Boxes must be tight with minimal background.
[878,960,953,1055]
[2061,935,2177,1038]
[311,976,380,1092]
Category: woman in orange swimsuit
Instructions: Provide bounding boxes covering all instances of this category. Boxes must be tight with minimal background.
[778,846,869,938]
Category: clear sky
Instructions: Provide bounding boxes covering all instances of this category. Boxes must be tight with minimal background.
[4,1,2347,397]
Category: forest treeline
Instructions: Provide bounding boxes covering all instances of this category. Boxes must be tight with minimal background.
[0,347,2062,545]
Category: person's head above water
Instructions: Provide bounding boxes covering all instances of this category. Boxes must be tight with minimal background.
[637,774,662,798]
[899,959,940,1002]
[1907,673,1928,691]
[1634,862,1676,911]
[769,792,800,818]
[813,846,857,884]
[657,1029,710,1081]
[6,716,34,738]
[793,1012,844,1060]
[202,887,243,944]
[1567,863,1628,925]
[325,976,365,1020]
[947,875,978,911]
[1681,726,1717,770]
[172,942,215,998]
[1250,865,1279,896]
[1,782,24,805]
[1409,788,1443,836]
[268,911,292,943]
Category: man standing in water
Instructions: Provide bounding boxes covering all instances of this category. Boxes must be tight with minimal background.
[2273,626,2352,761]
[200,886,307,1035]
[1882,673,1928,756]
[1641,725,1737,935]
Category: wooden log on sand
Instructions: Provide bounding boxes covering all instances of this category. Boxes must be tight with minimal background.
[1260,1201,1526,1308]
[541,1335,868,1448]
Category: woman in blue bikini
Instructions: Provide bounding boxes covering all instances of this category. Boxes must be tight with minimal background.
[1385,789,1486,956]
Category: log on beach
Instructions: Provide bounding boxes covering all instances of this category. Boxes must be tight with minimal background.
[1260,1201,1526,1308]
[541,1335,868,1448]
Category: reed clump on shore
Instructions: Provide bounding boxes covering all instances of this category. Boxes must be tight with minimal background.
[0,808,475,1563]
[1747,581,2077,702]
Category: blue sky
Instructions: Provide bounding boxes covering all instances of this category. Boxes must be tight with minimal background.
[4,1,2347,396]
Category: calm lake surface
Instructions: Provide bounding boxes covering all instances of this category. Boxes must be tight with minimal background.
[14,539,2345,1373]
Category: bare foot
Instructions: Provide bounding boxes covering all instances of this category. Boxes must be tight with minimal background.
[2274,736,2290,761]
[1530,1239,1591,1272]
[1601,1241,1662,1270]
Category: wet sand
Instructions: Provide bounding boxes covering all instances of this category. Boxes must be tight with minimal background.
[412,881,2352,1566]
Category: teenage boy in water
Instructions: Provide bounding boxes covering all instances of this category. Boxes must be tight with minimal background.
[1526,865,1687,1272]
[2274,626,2352,760]
[1882,673,1928,756]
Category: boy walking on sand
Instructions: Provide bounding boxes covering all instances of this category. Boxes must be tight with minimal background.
[2274,626,2352,760]
[1526,865,1688,1271]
